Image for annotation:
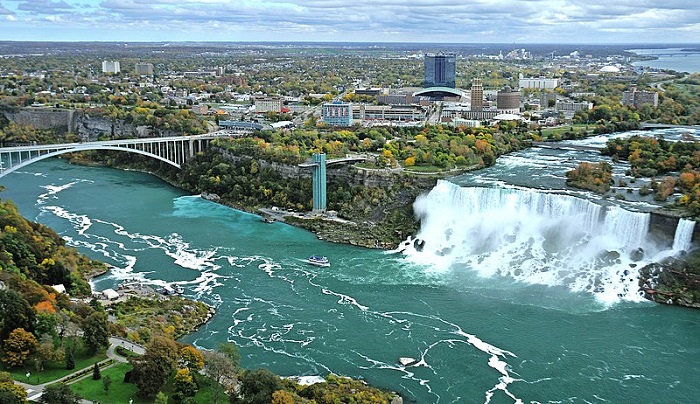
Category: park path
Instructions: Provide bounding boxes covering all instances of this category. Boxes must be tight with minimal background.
[14,337,144,403]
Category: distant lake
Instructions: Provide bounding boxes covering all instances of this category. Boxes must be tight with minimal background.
[629,47,700,73]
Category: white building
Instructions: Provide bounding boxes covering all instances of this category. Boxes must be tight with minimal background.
[102,60,121,74]
[518,75,559,90]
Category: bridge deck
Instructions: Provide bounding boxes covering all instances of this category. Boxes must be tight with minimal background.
[0,132,232,178]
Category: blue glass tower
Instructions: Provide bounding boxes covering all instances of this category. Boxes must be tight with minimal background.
[424,53,456,88]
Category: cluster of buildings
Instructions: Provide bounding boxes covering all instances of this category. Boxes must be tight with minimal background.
[319,52,659,128]
[321,54,549,127]
[17,52,657,131]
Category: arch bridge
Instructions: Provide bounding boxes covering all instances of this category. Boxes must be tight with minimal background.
[0,131,238,178]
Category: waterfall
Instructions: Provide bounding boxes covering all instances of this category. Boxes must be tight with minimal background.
[405,180,678,304]
[672,218,696,252]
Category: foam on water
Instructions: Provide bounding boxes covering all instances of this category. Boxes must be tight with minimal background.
[404,180,691,305]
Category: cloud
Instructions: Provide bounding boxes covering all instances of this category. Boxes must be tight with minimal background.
[16,0,74,14]
[0,3,15,16]
[0,0,698,43]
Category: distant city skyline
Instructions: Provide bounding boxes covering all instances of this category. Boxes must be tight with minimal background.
[0,0,698,44]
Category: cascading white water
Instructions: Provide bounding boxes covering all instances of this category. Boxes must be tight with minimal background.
[403,180,686,304]
[672,218,696,252]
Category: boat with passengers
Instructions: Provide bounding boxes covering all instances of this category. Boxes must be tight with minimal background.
[307,255,330,267]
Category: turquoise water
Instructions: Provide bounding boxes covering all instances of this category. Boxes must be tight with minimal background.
[1,156,699,403]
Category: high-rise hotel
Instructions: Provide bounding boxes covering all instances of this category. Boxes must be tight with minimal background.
[424,53,456,88]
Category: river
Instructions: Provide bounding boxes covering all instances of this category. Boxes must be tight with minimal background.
[1,130,699,403]
[629,47,700,74]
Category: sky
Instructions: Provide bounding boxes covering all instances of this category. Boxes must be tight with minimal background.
[0,0,698,44]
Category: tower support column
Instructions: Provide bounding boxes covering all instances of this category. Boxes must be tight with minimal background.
[312,153,327,212]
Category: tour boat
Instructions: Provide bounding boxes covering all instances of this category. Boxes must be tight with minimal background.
[307,255,330,267]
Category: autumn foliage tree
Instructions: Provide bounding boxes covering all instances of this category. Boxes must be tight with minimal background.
[179,345,204,372]
[1,328,37,368]
[566,162,613,194]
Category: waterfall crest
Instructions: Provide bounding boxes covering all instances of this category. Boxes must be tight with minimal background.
[404,180,689,304]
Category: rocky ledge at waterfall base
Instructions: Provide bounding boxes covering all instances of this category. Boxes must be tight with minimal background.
[639,255,700,308]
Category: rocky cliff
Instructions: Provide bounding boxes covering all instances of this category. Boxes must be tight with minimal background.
[2,107,177,141]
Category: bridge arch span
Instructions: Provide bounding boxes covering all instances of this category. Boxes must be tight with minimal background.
[0,145,181,178]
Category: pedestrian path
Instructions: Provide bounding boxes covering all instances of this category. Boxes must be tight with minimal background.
[14,337,144,402]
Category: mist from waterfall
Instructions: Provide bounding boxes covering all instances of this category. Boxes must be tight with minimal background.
[403,180,693,304]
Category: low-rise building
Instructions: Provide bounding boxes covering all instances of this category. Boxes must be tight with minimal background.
[254,97,283,113]
[322,102,353,126]
[519,75,559,90]
[353,105,425,122]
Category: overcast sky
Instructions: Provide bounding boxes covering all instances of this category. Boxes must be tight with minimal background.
[0,0,698,44]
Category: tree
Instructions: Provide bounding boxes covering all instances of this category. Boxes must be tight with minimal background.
[92,362,101,380]
[174,368,198,400]
[39,383,82,404]
[203,342,241,404]
[34,312,58,338]
[154,392,169,404]
[179,345,204,372]
[102,374,112,395]
[203,350,236,404]
[131,336,179,398]
[65,348,75,370]
[82,311,109,354]
[0,290,35,341]
[0,371,27,403]
[239,368,284,404]
[1,328,37,368]
[34,334,58,372]
[219,342,241,369]
[271,390,296,404]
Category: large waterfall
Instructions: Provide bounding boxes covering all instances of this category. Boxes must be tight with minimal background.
[403,180,693,304]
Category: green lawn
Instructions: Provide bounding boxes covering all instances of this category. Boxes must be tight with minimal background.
[72,363,226,404]
[7,350,108,385]
[162,372,227,404]
[70,362,150,404]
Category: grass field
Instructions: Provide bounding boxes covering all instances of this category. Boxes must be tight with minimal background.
[69,362,150,404]
[8,349,107,385]
[71,362,226,404]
